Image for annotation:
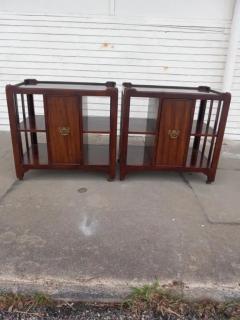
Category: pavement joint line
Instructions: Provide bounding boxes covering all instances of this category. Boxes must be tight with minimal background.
[0,179,22,205]
[179,172,193,190]
[180,173,240,226]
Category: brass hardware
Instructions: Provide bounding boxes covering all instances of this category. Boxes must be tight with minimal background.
[59,127,70,136]
[168,129,180,139]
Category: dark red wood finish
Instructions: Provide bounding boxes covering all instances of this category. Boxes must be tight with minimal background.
[45,95,82,164]
[6,79,118,180]
[119,83,231,183]
[156,99,195,166]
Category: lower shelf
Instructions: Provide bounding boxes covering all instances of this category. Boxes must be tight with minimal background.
[126,145,209,168]
[83,144,109,165]
[22,144,208,169]
[23,143,109,166]
[23,143,48,165]
[127,145,154,166]
[186,148,208,168]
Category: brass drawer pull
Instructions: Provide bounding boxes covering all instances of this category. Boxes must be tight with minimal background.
[168,129,180,139]
[59,127,70,136]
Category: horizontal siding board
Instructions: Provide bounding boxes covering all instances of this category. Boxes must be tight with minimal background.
[0,42,227,57]
[0,72,222,84]
[0,55,226,70]
[0,12,231,27]
[232,82,240,88]
[0,27,230,47]
[0,62,224,76]
[0,47,227,63]
[0,22,230,41]
[0,40,228,56]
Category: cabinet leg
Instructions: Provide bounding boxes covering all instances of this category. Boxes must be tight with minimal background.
[108,173,115,182]
[206,172,216,184]
[108,165,116,181]
[16,169,24,180]
[119,168,126,181]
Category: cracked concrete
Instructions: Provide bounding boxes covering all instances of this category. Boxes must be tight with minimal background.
[0,131,240,301]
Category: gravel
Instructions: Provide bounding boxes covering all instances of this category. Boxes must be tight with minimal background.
[0,306,235,320]
[0,306,161,320]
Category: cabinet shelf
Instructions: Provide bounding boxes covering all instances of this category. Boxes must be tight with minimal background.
[127,119,216,137]
[191,120,216,137]
[126,146,208,168]
[83,116,110,133]
[19,115,46,132]
[19,115,110,134]
[83,144,109,165]
[127,145,154,166]
[23,143,48,165]
[128,118,157,134]
[23,143,109,166]
[186,148,208,168]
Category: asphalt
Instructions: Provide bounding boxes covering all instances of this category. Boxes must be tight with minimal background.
[0,131,240,301]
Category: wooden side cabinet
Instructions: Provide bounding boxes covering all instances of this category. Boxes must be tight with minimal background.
[6,79,118,180]
[119,83,231,183]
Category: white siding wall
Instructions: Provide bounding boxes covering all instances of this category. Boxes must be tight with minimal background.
[230,36,240,140]
[0,9,239,139]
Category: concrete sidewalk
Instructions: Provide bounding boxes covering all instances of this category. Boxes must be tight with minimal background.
[0,131,240,301]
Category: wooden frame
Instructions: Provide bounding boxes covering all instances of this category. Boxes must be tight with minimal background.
[119,83,231,183]
[6,79,118,180]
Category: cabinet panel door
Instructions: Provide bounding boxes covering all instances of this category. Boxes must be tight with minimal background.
[156,98,194,166]
[45,95,82,164]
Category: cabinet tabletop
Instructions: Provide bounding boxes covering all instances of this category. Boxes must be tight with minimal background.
[19,83,107,91]
[9,79,117,93]
[122,83,226,97]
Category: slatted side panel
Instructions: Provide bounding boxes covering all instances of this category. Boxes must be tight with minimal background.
[0,12,234,137]
[229,37,240,140]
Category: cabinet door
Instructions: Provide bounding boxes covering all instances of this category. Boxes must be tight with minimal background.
[156,98,194,166]
[45,95,82,164]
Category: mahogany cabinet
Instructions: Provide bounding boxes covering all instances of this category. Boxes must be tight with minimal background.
[6,79,118,180]
[119,83,231,183]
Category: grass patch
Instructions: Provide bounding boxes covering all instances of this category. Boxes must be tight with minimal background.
[32,292,53,306]
[0,291,54,313]
[124,282,240,319]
